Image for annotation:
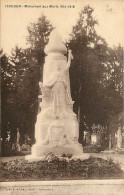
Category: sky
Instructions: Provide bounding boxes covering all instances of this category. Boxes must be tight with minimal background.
[1,0,124,55]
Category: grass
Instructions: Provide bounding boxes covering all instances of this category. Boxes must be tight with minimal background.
[83,145,105,153]
[0,155,124,182]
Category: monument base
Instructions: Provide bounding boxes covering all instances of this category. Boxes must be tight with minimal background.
[25,153,89,162]
[25,142,86,162]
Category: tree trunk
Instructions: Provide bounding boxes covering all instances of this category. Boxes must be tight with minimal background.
[77,85,83,144]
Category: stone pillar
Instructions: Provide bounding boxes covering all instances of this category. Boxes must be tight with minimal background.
[109,134,112,150]
[116,127,122,149]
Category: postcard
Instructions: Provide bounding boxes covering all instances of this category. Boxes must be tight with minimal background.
[0,0,124,194]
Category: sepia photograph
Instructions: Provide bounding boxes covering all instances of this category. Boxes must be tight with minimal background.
[0,0,124,194]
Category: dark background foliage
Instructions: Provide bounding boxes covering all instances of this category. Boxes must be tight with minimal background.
[1,6,123,144]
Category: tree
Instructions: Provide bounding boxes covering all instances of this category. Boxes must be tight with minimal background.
[102,45,123,121]
[1,15,53,142]
[68,5,123,142]
[26,14,53,80]
[1,50,17,140]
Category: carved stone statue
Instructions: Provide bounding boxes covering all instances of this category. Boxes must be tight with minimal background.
[26,30,83,160]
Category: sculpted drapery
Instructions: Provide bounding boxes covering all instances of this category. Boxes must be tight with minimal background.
[39,50,74,119]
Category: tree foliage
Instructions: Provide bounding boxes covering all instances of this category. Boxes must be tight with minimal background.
[68,5,123,141]
[1,15,53,142]
[26,15,54,79]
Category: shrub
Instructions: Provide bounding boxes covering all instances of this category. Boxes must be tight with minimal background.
[0,156,123,181]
